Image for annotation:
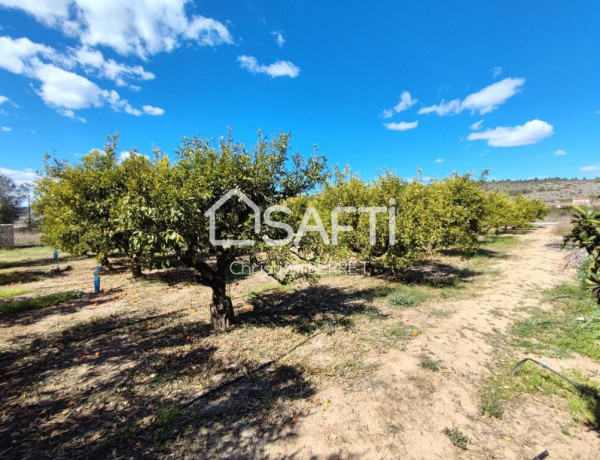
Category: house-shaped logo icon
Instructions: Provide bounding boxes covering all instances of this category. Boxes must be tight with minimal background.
[204,189,261,246]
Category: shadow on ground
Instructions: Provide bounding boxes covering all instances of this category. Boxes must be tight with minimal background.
[0,305,315,458]
[242,283,387,333]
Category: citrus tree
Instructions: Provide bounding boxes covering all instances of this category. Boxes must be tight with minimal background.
[35,135,167,277]
[157,131,327,329]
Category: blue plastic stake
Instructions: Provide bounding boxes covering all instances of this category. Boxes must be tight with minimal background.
[93,265,101,294]
[53,250,58,260]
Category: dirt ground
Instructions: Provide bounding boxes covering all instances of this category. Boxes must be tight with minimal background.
[1,225,599,459]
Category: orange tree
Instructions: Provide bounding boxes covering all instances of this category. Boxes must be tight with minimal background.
[157,132,327,330]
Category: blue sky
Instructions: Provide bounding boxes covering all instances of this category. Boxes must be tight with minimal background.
[0,0,599,185]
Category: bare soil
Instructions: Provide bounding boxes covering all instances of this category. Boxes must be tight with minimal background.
[0,226,598,459]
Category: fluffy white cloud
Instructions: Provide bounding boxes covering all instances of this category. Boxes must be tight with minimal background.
[419,77,525,116]
[271,31,285,47]
[0,0,233,58]
[238,55,300,78]
[0,167,38,184]
[34,63,106,110]
[579,164,600,172]
[69,46,155,86]
[0,36,59,74]
[554,149,567,156]
[143,105,164,116]
[383,120,418,131]
[0,35,161,119]
[434,158,444,163]
[1,126,11,132]
[462,77,525,115]
[382,91,417,118]
[470,120,483,131]
[467,119,553,147]
[0,95,10,105]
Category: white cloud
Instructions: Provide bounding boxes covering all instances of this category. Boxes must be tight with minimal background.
[470,120,483,131]
[383,120,418,131]
[0,0,233,59]
[0,35,59,74]
[418,99,461,115]
[434,158,444,163]
[143,105,164,116]
[0,167,38,184]
[237,55,300,78]
[579,164,600,172]
[381,108,394,119]
[419,77,526,116]
[118,150,149,161]
[462,77,525,115]
[393,91,417,112]
[554,149,567,156]
[382,91,417,118]
[0,35,160,119]
[33,63,106,110]
[69,46,155,86]
[491,66,502,78]
[271,31,285,47]
[0,95,11,105]
[467,119,553,147]
[1,126,11,132]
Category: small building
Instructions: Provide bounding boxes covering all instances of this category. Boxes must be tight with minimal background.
[573,196,591,206]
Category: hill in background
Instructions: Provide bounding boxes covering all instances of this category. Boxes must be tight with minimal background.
[482,178,600,204]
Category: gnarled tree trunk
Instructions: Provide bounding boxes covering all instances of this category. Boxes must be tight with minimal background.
[210,279,235,330]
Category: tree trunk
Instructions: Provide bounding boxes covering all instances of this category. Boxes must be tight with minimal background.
[210,279,235,330]
[131,254,143,279]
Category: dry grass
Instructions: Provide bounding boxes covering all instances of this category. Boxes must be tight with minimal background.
[0,241,504,458]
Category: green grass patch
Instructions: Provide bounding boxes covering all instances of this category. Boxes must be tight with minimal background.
[0,246,56,267]
[419,355,441,371]
[386,285,431,307]
[481,358,600,428]
[0,287,31,299]
[443,427,468,450]
[0,271,46,286]
[511,282,600,360]
[0,291,83,315]
[482,235,519,249]
[384,321,417,340]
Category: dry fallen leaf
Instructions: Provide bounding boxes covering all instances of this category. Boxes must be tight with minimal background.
[245,305,253,312]
[94,351,101,357]
[412,330,419,337]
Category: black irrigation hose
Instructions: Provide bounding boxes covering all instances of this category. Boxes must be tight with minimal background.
[511,358,600,402]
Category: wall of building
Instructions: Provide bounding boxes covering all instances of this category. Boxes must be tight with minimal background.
[0,224,15,248]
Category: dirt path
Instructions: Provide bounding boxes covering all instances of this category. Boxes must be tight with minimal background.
[268,226,600,458]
